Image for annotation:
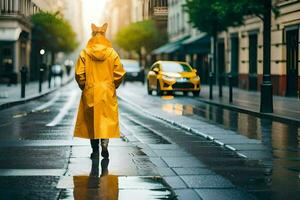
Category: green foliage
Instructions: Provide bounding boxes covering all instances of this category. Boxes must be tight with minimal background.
[184,0,245,36]
[115,20,167,53]
[31,12,78,53]
[184,0,279,36]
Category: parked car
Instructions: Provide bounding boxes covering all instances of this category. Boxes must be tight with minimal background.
[147,61,200,96]
[121,59,145,84]
[51,64,63,77]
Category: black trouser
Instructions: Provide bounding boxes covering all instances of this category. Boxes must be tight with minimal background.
[90,139,109,152]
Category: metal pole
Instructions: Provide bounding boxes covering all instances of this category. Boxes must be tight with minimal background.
[48,65,52,89]
[228,74,233,103]
[209,72,213,100]
[20,66,27,98]
[219,76,223,97]
[260,0,273,113]
[39,67,44,93]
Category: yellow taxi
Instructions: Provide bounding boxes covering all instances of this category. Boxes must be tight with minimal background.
[147,61,200,96]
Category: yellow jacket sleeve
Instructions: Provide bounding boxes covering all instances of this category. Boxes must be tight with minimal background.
[75,52,86,90]
[113,54,126,88]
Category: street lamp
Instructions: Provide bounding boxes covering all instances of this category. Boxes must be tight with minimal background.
[260,0,273,113]
[40,49,45,56]
[39,49,46,93]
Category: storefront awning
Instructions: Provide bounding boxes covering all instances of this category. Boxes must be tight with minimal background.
[182,33,207,45]
[182,33,210,54]
[152,37,189,55]
[0,27,22,41]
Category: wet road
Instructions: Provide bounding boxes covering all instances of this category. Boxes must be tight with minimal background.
[118,82,300,200]
[0,81,299,200]
[0,83,173,200]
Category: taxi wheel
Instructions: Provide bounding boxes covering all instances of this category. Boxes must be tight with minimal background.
[193,91,200,97]
[183,91,188,96]
[147,81,152,95]
[156,80,163,96]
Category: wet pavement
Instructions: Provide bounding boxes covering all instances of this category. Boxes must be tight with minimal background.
[0,83,173,200]
[199,85,300,121]
[118,82,300,200]
[0,81,299,199]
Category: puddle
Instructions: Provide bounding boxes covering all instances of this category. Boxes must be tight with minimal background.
[161,95,174,100]
[58,158,174,200]
[162,104,194,116]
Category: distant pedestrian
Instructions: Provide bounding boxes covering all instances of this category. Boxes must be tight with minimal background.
[74,23,126,159]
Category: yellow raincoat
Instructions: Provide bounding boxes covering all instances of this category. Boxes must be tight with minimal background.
[74,35,126,139]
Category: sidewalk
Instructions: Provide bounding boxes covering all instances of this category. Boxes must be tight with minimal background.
[0,75,73,110]
[199,85,300,125]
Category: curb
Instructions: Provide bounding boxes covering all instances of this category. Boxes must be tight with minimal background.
[195,97,300,126]
[0,77,74,111]
[118,95,245,159]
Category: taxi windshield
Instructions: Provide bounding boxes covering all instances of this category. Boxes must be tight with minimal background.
[161,62,192,72]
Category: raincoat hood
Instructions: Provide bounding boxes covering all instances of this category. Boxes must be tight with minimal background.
[85,45,113,61]
[85,35,113,61]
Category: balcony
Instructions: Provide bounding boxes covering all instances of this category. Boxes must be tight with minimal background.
[152,6,168,17]
[0,0,40,17]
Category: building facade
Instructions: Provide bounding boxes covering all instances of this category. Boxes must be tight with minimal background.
[143,0,168,32]
[0,0,40,83]
[152,0,211,83]
[218,0,300,96]
[104,0,168,41]
[0,0,83,83]
[103,0,132,41]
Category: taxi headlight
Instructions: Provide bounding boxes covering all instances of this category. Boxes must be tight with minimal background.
[162,75,175,81]
[192,76,200,81]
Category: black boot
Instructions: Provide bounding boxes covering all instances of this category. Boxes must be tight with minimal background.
[90,139,99,159]
[101,139,109,158]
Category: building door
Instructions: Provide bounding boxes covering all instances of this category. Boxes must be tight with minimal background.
[248,34,258,90]
[217,40,225,85]
[231,35,239,86]
[196,54,209,84]
[286,28,299,97]
[0,42,14,83]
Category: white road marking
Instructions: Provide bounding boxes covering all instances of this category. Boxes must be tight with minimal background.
[32,93,61,112]
[0,169,65,176]
[46,91,78,127]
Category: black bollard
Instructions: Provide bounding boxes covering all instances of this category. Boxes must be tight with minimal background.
[48,65,52,89]
[218,75,223,97]
[209,72,213,100]
[228,74,233,103]
[39,67,44,93]
[60,71,63,86]
[20,66,27,98]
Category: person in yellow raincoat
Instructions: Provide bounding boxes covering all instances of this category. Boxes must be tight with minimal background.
[74,23,126,159]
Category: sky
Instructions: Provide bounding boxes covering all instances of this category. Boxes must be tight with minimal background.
[82,0,108,41]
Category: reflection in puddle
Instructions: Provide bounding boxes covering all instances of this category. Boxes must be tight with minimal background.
[162,104,194,116]
[73,158,118,200]
[60,157,173,200]
[161,95,174,100]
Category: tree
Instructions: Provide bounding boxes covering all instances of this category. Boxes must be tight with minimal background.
[31,12,78,64]
[184,0,244,95]
[115,20,167,66]
[185,0,278,112]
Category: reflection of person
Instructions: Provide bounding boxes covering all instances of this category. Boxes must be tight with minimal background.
[73,158,119,200]
[74,23,126,159]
